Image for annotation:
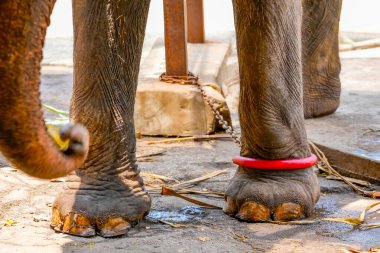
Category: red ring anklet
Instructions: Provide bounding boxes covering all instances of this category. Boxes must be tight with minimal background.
[232,154,317,170]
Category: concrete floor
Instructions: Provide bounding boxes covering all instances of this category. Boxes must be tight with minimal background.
[0,36,380,252]
[306,50,380,163]
[1,138,379,253]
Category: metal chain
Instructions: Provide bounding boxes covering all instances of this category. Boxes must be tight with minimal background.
[160,72,241,146]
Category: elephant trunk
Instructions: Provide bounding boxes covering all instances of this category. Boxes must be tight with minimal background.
[0,0,89,179]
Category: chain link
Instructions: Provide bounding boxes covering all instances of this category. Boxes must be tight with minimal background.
[160,72,241,146]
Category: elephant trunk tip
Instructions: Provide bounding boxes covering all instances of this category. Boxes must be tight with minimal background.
[8,123,90,180]
[60,123,90,158]
[39,123,90,179]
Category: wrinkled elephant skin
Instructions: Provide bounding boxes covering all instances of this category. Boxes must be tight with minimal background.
[224,0,341,222]
[0,0,342,237]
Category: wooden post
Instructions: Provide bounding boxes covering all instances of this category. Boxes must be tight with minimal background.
[187,0,205,43]
[163,0,188,76]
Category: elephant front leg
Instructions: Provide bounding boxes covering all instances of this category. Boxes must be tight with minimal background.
[50,0,151,237]
[224,0,320,221]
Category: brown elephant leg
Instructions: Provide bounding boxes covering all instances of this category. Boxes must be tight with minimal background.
[224,0,320,221]
[51,0,151,237]
[302,0,342,118]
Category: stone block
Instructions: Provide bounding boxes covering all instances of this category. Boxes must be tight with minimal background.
[135,78,230,136]
[134,38,232,136]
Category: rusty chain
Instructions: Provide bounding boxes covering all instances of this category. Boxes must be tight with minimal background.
[159,72,241,146]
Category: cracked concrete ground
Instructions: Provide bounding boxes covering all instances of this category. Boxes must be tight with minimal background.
[1,138,379,253]
[0,36,380,252]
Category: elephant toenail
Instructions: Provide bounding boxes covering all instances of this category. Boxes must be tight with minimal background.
[97,217,131,238]
[274,203,305,221]
[223,196,238,215]
[236,201,270,222]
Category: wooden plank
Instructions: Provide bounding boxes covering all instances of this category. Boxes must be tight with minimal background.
[163,0,188,76]
[187,0,205,43]
[311,142,380,184]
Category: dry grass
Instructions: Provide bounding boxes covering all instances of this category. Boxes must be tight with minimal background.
[324,201,380,229]
[309,141,380,199]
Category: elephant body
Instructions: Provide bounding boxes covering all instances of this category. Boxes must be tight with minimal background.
[0,0,342,237]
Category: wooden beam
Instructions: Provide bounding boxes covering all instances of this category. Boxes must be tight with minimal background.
[163,0,188,76]
[187,0,205,43]
[310,142,380,184]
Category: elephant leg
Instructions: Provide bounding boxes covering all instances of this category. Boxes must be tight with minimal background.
[51,0,151,237]
[224,0,320,221]
[302,0,342,118]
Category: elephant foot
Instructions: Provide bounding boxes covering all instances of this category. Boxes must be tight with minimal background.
[303,77,341,119]
[224,167,320,222]
[51,173,151,237]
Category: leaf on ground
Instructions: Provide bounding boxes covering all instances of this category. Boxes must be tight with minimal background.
[4,218,17,227]
[358,201,380,222]
[324,201,380,228]
[198,236,211,242]
[324,217,362,226]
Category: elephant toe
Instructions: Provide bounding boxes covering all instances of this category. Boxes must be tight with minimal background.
[274,202,305,221]
[223,196,238,215]
[235,201,271,222]
[51,208,96,237]
[97,217,132,238]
